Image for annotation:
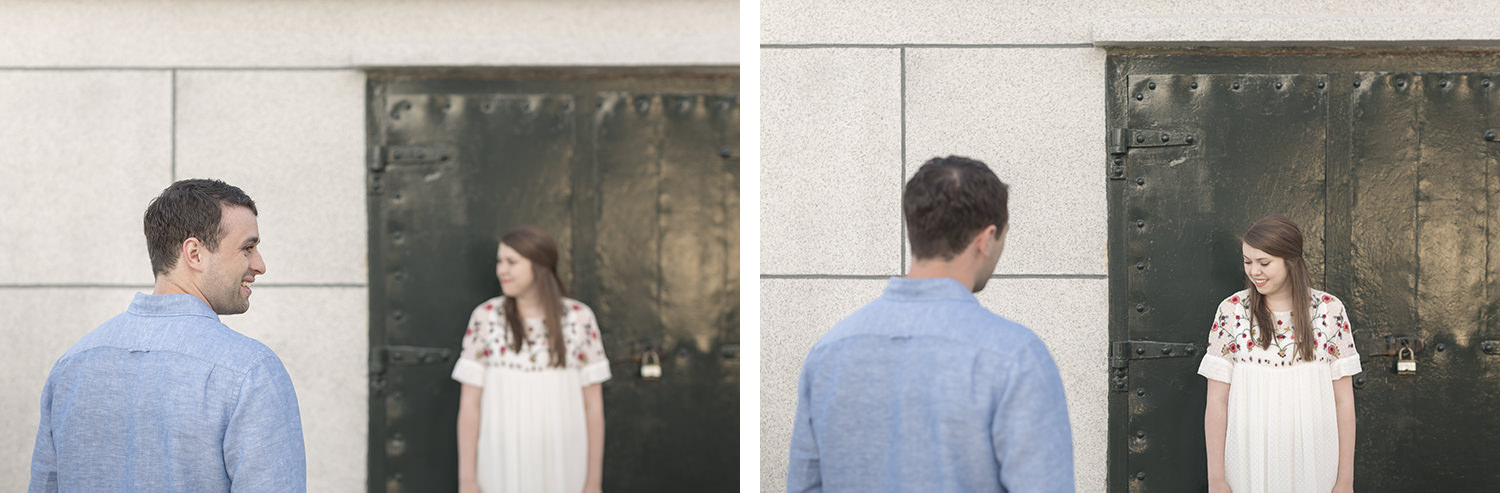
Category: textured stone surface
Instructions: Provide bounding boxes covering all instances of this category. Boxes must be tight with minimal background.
[763,0,1500,45]
[0,0,736,67]
[759,278,886,490]
[905,47,1106,276]
[976,278,1108,493]
[0,286,367,492]
[0,71,171,285]
[175,70,367,285]
[761,48,903,275]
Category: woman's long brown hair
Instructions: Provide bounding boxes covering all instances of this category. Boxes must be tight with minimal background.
[500,226,569,367]
[1243,215,1316,361]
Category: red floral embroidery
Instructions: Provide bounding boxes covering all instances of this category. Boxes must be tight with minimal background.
[572,304,582,311]
[1322,295,1333,303]
[483,348,492,357]
[1229,295,1241,304]
[484,303,494,310]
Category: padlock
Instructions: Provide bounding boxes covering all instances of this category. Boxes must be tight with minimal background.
[641,350,662,380]
[1396,346,1416,375]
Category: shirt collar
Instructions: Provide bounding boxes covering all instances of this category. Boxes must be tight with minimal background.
[882,276,979,303]
[127,292,221,320]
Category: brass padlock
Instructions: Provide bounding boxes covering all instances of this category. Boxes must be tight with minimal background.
[641,350,662,380]
[1396,346,1416,375]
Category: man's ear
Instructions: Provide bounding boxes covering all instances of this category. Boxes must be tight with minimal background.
[972,224,999,258]
[180,237,208,273]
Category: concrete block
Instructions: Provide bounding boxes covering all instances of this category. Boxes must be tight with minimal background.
[905,48,1106,276]
[0,288,151,489]
[764,0,1500,46]
[227,286,368,492]
[0,71,172,285]
[759,278,887,490]
[0,286,365,491]
[976,278,1108,493]
[0,1,736,68]
[761,48,903,275]
[175,70,368,285]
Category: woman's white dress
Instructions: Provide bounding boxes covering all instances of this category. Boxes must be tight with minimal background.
[1197,289,1362,493]
[451,297,612,493]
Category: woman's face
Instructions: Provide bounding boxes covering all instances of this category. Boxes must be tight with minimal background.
[496,243,536,297]
[1242,242,1289,299]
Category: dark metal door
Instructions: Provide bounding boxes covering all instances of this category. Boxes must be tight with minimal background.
[366,71,738,492]
[1108,54,1500,492]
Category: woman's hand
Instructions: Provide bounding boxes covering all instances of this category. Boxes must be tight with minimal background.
[1209,479,1232,493]
[1331,480,1353,493]
[460,479,481,493]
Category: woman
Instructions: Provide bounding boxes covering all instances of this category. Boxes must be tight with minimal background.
[1200,215,1360,493]
[452,227,610,493]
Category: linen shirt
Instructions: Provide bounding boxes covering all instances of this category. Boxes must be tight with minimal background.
[30,293,306,492]
[788,277,1075,493]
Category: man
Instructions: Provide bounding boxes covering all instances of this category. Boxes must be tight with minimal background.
[30,179,306,492]
[787,156,1074,492]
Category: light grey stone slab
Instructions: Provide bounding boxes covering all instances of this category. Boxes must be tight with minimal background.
[0,1,736,67]
[758,276,1107,492]
[759,278,887,491]
[175,70,368,285]
[976,277,1107,493]
[0,286,365,491]
[227,286,368,492]
[905,47,1107,276]
[763,0,1500,45]
[761,48,903,275]
[0,71,172,285]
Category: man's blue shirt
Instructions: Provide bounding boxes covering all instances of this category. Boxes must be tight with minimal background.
[30,293,306,492]
[788,277,1074,492]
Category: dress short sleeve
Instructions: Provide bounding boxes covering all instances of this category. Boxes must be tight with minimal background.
[1198,296,1239,383]
[1323,297,1362,380]
[569,301,612,386]
[450,300,492,387]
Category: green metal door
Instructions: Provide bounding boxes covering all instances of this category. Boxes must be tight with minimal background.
[366,71,739,492]
[1109,53,1500,492]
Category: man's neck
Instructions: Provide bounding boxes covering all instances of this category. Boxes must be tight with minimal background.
[153,275,211,309]
[907,258,977,291]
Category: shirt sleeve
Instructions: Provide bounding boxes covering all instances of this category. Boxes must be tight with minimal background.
[224,354,306,492]
[571,303,612,386]
[29,377,58,493]
[451,306,487,388]
[992,338,1075,493]
[1326,300,1363,380]
[1198,303,1236,384]
[786,358,823,493]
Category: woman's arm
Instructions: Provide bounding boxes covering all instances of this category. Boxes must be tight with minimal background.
[1332,376,1355,492]
[1205,379,1231,493]
[582,383,605,493]
[458,384,484,493]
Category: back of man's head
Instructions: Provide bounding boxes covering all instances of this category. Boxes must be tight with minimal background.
[902,156,1009,261]
[144,179,258,277]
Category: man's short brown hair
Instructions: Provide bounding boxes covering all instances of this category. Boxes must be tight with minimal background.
[143,179,258,276]
[902,156,1009,260]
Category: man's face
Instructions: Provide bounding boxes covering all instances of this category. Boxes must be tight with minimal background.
[202,206,265,315]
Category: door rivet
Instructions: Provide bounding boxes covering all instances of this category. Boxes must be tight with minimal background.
[1113,157,1124,165]
[1436,343,1445,352]
[1160,132,1170,143]
[1135,177,1145,186]
[1135,303,1145,312]
[1136,430,1146,439]
[1161,345,1172,354]
[1275,81,1283,89]
[1185,344,1196,355]
[1484,79,1493,88]
[1397,79,1407,89]
[1135,92,1144,101]
[1484,342,1495,351]
[1147,82,1156,90]
[1232,82,1241,90]
[1135,134,1146,144]
[1185,134,1195,144]
[1317,81,1326,89]
[1136,261,1146,269]
[1136,472,1146,480]
[1189,81,1198,90]
[1354,80,1362,88]
[1135,345,1145,355]
[1439,79,1450,88]
[1485,130,1497,142]
[1136,219,1145,228]
[1136,388,1145,396]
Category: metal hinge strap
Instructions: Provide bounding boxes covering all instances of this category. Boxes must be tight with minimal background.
[1109,340,1198,392]
[369,145,454,172]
